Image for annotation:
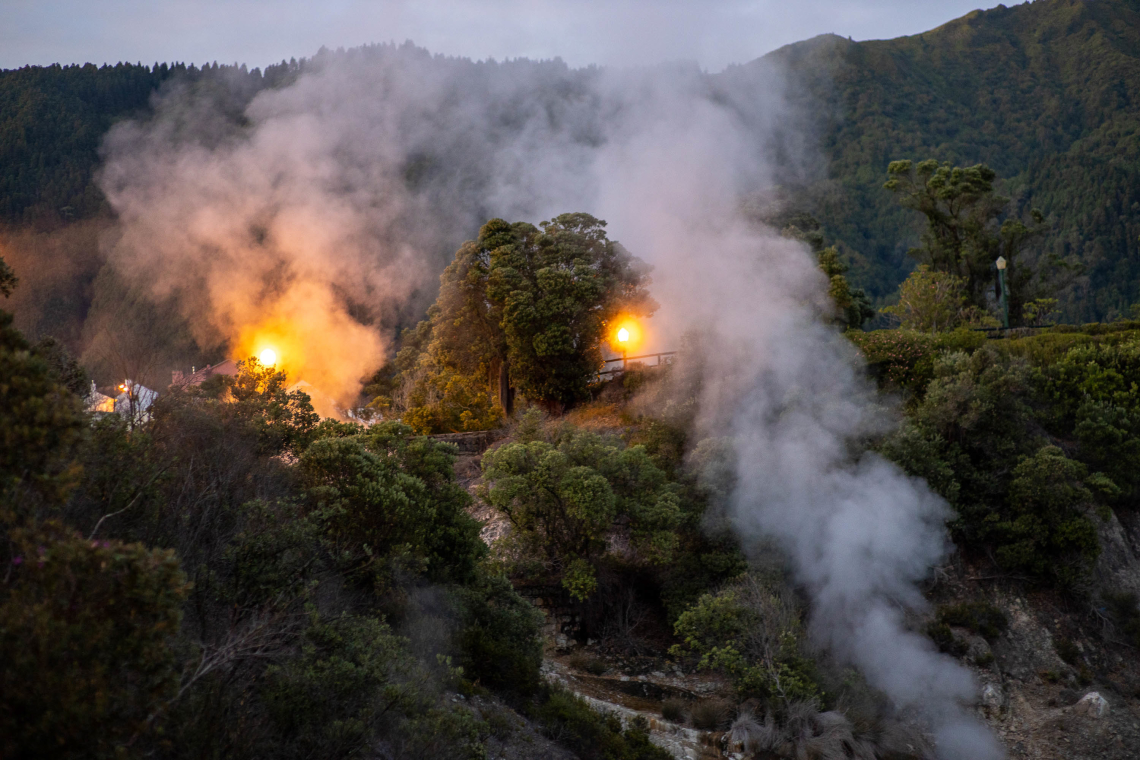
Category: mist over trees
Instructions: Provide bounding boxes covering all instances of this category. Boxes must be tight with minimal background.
[4,2,1140,757]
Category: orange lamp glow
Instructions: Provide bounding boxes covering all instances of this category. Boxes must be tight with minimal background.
[611,317,643,352]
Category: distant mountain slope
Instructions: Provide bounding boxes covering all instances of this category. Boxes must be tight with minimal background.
[0,60,299,225]
[3,1,1139,321]
[763,0,1140,318]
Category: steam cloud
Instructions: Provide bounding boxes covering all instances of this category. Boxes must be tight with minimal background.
[98,43,1000,757]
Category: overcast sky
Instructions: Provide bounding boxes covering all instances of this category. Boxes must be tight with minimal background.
[3,0,1010,72]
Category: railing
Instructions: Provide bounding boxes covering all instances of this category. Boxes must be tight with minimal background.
[598,351,676,376]
[971,324,1056,338]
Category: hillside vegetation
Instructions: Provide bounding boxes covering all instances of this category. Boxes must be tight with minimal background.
[769,0,1140,318]
[2,1,1139,342]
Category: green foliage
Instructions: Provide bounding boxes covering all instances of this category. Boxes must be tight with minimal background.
[200,357,320,457]
[817,246,875,329]
[875,347,1109,586]
[451,573,545,697]
[529,686,672,760]
[0,309,86,520]
[847,329,937,394]
[300,422,486,586]
[671,576,820,709]
[885,158,1063,326]
[31,336,89,396]
[880,265,996,332]
[263,613,484,760]
[990,446,1102,586]
[775,0,1140,319]
[481,427,681,599]
[0,525,188,759]
[1040,338,1140,494]
[935,601,1009,641]
[0,61,301,224]
[396,213,656,426]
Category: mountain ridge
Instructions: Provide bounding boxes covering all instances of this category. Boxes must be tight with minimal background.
[3,0,1140,321]
[759,0,1140,318]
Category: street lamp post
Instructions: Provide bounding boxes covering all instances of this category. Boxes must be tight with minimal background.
[996,256,1009,329]
[617,327,630,369]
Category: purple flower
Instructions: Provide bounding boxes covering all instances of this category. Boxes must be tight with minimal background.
[11,556,22,566]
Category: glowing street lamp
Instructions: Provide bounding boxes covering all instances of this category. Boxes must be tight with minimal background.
[995,256,1009,329]
[617,327,630,369]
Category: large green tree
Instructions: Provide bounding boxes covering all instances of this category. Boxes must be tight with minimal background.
[884,159,1065,325]
[398,213,656,428]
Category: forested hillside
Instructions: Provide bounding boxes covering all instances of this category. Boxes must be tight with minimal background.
[769,0,1140,319]
[2,0,1139,325]
[0,59,301,225]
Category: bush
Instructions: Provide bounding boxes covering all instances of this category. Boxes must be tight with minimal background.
[263,613,484,760]
[452,573,545,697]
[300,422,486,586]
[0,526,188,759]
[936,601,1009,641]
[846,329,937,395]
[671,575,820,709]
[991,446,1102,587]
[660,698,687,723]
[689,698,733,730]
[529,686,671,760]
[481,426,682,599]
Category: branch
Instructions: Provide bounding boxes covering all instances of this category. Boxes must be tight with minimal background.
[88,465,168,540]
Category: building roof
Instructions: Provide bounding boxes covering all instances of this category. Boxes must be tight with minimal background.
[171,359,240,388]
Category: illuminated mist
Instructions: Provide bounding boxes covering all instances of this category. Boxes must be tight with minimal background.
[97,44,1001,757]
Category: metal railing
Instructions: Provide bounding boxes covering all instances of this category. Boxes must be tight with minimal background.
[598,351,677,376]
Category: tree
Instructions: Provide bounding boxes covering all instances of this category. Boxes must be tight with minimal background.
[777,213,874,330]
[884,159,1060,324]
[0,255,15,297]
[480,425,681,600]
[0,528,188,760]
[817,246,875,329]
[671,574,819,708]
[0,295,188,759]
[396,213,656,427]
[881,264,986,332]
[299,422,486,586]
[0,309,86,525]
[993,446,1104,587]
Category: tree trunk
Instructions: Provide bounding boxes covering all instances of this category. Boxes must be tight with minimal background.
[498,359,513,417]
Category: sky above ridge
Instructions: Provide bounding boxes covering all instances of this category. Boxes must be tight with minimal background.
[3,0,1009,71]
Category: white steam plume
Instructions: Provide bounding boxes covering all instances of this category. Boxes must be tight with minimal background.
[98,45,1000,757]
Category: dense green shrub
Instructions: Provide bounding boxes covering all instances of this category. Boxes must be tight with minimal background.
[481,426,681,599]
[300,422,486,587]
[451,573,545,697]
[935,601,1009,640]
[263,613,484,760]
[671,575,820,709]
[0,526,188,759]
[529,687,671,760]
[847,329,937,395]
[989,446,1103,587]
[0,310,86,521]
